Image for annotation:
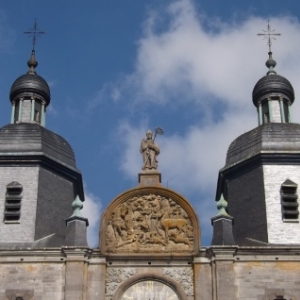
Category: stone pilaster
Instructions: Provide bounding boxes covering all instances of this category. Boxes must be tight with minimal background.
[210,248,237,300]
[86,258,106,300]
[194,255,213,300]
[63,249,88,300]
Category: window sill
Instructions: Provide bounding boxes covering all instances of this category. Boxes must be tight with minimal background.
[4,221,20,224]
[283,219,299,223]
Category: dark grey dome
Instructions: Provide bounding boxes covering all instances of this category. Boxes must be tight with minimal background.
[0,123,76,167]
[225,123,300,168]
[9,73,51,106]
[252,74,294,107]
[9,50,51,106]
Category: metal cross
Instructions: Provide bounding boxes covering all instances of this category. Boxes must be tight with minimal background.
[257,20,281,52]
[24,19,45,50]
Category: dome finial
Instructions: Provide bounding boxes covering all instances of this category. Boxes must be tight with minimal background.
[257,20,281,75]
[27,49,38,74]
[266,51,277,75]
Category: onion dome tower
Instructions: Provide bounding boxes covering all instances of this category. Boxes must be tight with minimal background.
[214,40,300,245]
[0,50,87,248]
[10,50,50,125]
[253,51,294,125]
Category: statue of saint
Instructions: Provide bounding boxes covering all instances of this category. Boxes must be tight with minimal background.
[140,130,160,170]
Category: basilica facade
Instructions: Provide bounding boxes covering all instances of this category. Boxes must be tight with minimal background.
[0,47,299,300]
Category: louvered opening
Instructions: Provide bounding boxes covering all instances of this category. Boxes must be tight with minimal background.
[281,179,299,220]
[4,182,22,223]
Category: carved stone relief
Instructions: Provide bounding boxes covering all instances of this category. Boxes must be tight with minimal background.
[163,267,194,296]
[106,268,137,297]
[105,194,194,253]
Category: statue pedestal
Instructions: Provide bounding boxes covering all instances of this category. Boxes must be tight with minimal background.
[138,171,161,187]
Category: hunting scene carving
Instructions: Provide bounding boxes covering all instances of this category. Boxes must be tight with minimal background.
[105,194,194,253]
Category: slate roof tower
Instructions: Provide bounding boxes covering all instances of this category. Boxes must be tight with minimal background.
[0,50,86,247]
[214,49,300,245]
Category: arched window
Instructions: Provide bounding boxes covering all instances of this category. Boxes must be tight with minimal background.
[4,181,22,222]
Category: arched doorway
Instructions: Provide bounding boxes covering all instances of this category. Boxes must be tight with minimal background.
[120,280,180,300]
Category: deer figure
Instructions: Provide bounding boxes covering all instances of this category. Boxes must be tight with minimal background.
[160,202,187,243]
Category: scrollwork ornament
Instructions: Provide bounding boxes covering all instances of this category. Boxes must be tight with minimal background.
[163,267,194,296]
[106,268,137,296]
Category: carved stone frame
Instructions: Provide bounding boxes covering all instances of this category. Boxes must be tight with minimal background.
[100,186,201,254]
[112,272,188,300]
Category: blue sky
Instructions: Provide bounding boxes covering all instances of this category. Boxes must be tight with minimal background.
[1,0,300,247]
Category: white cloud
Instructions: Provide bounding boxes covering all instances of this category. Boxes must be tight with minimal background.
[159,111,255,193]
[112,0,300,244]
[112,0,300,114]
[81,187,102,248]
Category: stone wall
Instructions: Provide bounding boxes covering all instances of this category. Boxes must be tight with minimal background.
[0,166,39,243]
[0,250,65,300]
[0,247,299,300]
[263,165,300,244]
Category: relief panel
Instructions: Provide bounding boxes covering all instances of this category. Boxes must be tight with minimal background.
[105,194,194,253]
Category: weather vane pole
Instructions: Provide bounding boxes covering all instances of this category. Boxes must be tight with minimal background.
[257,20,281,52]
[23,19,45,51]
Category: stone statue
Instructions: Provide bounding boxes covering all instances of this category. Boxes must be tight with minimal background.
[140,130,160,170]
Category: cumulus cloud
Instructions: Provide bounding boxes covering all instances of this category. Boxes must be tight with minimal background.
[110,0,300,113]
[112,0,300,244]
[81,187,102,248]
[86,0,300,118]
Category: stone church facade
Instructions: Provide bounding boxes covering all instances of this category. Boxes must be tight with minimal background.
[0,46,299,300]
